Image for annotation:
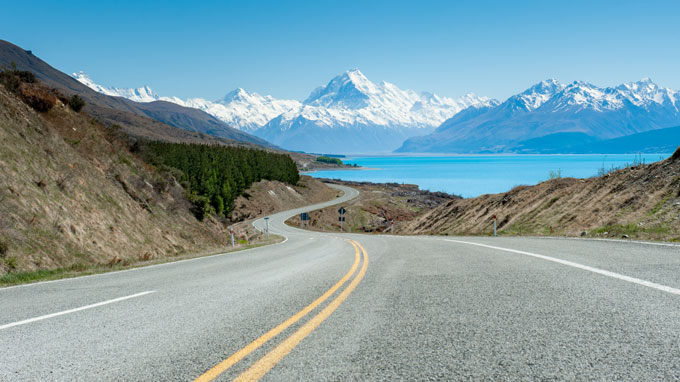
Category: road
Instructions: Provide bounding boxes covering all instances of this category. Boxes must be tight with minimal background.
[2,184,680,381]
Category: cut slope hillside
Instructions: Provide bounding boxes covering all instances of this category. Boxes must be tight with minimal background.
[401,150,680,241]
[0,82,333,281]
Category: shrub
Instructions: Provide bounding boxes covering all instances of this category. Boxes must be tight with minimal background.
[68,95,86,112]
[188,193,215,221]
[4,256,18,270]
[0,240,7,256]
[18,83,56,112]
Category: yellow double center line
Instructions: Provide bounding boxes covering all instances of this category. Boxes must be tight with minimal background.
[195,239,369,382]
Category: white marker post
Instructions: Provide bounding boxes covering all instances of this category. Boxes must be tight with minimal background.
[229,227,235,247]
[493,214,497,237]
[264,217,270,239]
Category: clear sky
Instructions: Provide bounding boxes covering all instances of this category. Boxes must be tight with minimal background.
[2,0,679,102]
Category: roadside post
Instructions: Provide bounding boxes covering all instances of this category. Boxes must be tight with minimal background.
[338,207,346,232]
[264,217,270,239]
[229,226,235,247]
[493,215,497,237]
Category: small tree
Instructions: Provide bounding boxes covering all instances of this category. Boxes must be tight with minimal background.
[69,95,86,112]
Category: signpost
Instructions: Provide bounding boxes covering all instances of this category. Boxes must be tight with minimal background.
[338,207,346,232]
[264,217,270,239]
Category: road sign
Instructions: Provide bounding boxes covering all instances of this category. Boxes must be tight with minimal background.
[301,212,309,221]
[338,207,346,215]
[338,216,345,222]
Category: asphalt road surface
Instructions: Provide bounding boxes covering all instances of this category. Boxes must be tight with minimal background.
[2,184,680,381]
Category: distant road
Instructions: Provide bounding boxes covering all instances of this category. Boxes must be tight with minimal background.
[2,184,680,381]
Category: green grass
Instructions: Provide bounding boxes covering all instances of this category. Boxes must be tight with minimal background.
[593,223,671,236]
[0,236,284,287]
[0,263,88,285]
[648,193,671,216]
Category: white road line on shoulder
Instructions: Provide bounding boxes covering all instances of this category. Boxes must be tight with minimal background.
[443,239,680,296]
[539,236,680,248]
[0,291,155,330]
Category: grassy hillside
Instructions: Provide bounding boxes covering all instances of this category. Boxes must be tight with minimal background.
[0,74,317,284]
[402,149,680,241]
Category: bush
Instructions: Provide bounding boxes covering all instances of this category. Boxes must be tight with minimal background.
[18,83,56,112]
[188,193,215,221]
[0,66,36,93]
[69,95,85,112]
[0,240,7,256]
[4,256,18,270]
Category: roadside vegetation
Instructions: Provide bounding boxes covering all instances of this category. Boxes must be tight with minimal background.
[0,71,323,286]
[135,142,299,220]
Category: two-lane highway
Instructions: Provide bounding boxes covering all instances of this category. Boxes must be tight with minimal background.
[2,184,680,381]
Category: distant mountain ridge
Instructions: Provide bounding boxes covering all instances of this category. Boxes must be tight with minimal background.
[0,40,273,148]
[397,78,680,153]
[258,69,497,153]
[74,69,497,153]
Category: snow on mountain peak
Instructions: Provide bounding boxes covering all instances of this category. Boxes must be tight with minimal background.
[273,69,499,137]
[507,79,565,111]
[72,71,159,103]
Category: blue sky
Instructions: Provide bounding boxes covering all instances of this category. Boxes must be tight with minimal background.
[2,0,679,101]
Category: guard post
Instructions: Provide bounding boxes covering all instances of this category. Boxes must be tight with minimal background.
[338,207,346,232]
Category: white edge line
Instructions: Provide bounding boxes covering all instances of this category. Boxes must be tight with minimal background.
[537,236,680,248]
[443,239,680,296]
[0,291,155,330]
[0,240,287,292]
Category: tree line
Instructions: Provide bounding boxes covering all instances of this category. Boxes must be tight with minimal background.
[137,142,299,220]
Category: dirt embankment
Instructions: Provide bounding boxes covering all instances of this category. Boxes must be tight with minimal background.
[286,180,459,233]
[401,150,680,241]
[0,85,336,279]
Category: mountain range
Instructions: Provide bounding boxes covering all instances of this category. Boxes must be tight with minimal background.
[71,58,680,155]
[73,69,496,153]
[0,40,273,149]
[397,78,680,153]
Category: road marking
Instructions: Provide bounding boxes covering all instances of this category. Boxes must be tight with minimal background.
[234,240,369,382]
[194,240,361,382]
[444,239,680,296]
[0,291,155,331]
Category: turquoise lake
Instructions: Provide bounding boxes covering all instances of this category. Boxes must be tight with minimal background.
[307,154,671,197]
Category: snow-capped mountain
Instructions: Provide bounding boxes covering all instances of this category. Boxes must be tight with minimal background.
[73,69,496,152]
[72,72,159,103]
[161,89,301,132]
[256,69,498,153]
[72,72,300,132]
[397,78,680,153]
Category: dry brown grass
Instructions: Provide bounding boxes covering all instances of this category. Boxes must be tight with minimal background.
[0,84,339,281]
[401,153,680,241]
